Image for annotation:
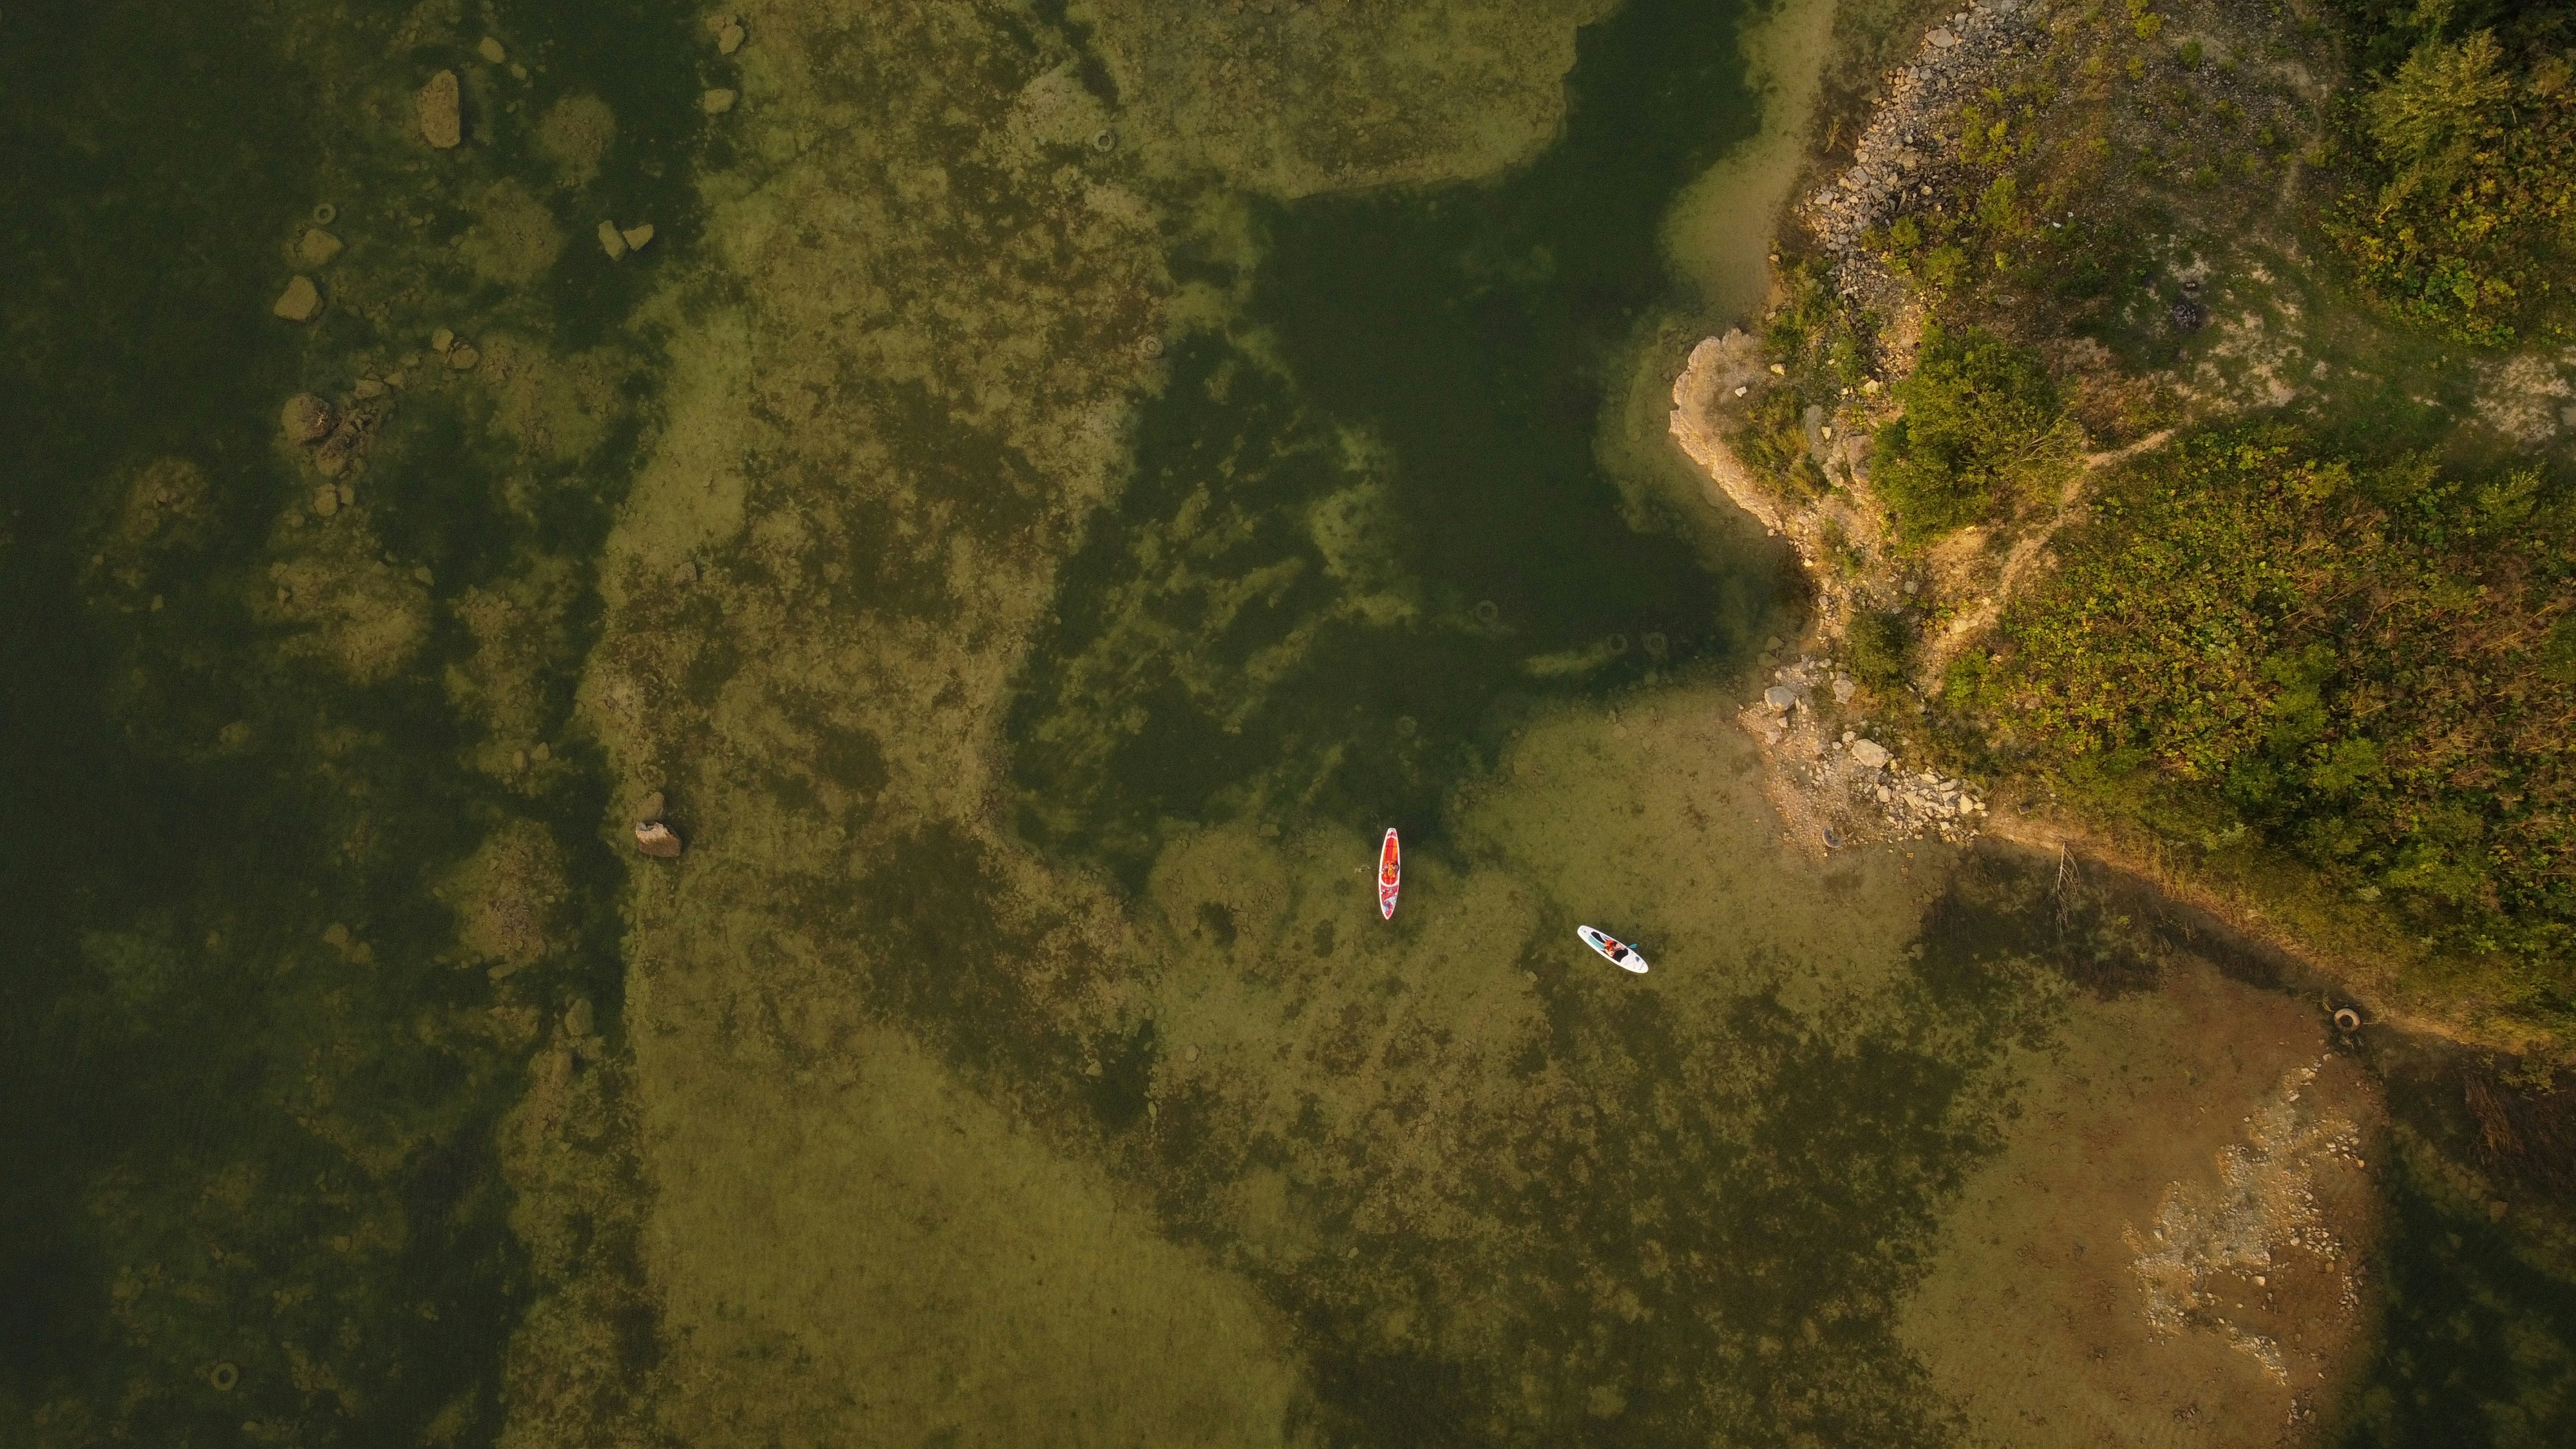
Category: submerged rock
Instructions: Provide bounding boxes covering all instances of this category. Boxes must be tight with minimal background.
[418,69,463,149]
[636,790,667,822]
[271,275,321,322]
[703,87,738,115]
[565,995,596,1037]
[620,222,656,252]
[717,18,746,54]
[634,820,684,858]
[296,227,343,267]
[280,393,335,444]
[598,220,628,260]
[477,36,507,63]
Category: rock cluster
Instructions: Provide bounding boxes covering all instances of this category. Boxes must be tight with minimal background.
[1859,757,1988,841]
[281,377,395,484]
[599,220,656,260]
[1799,0,2034,258]
[1747,655,1988,847]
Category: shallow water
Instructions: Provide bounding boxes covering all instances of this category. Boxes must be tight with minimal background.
[5,1,2575,1446]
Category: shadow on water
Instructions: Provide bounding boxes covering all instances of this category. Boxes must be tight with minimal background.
[1008,0,1788,886]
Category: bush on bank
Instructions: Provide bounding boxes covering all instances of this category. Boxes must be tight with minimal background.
[1976,424,2576,1037]
[1871,327,2073,542]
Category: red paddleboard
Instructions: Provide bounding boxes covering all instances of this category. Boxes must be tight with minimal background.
[1378,828,1401,919]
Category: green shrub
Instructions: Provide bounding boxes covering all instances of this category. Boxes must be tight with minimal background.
[2329,30,2576,345]
[1870,328,2071,542]
[1847,609,1914,690]
[1994,424,2576,1001]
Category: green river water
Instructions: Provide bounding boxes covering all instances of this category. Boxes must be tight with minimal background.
[3,1,2572,1446]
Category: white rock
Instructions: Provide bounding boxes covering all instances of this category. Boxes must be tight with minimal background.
[1850,739,1892,769]
[1763,685,1799,712]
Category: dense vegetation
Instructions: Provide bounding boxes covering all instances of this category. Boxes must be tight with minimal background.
[1961,427,2576,1030]
[1869,327,2073,542]
[2331,24,2576,345]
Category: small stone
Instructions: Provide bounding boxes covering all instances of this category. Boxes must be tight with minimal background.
[1928,27,1957,48]
[431,327,455,354]
[598,220,629,260]
[1768,363,1786,375]
[280,393,335,444]
[702,87,737,115]
[477,36,507,63]
[511,62,528,80]
[564,996,596,1037]
[636,790,667,822]
[312,484,341,517]
[448,344,479,370]
[635,820,684,858]
[1185,1045,1201,1063]
[1832,675,1857,704]
[352,377,386,399]
[417,70,463,149]
[1850,739,1892,769]
[271,275,322,322]
[621,223,655,252]
[296,229,344,267]
[337,482,354,507]
[718,20,746,53]
[1763,685,1799,712]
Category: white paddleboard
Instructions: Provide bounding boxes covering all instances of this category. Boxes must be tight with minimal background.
[1577,925,1649,974]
